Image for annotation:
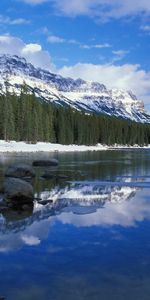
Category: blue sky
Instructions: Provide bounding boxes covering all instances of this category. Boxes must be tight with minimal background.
[0,0,150,108]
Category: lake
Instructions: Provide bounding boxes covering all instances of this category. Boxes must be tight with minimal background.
[1,149,150,300]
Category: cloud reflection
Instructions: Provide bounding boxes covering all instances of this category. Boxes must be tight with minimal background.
[0,180,150,251]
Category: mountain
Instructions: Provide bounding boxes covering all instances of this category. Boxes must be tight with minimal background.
[0,54,150,123]
[0,182,141,251]
[0,182,139,233]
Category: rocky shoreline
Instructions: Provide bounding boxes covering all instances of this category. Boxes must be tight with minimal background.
[0,159,59,215]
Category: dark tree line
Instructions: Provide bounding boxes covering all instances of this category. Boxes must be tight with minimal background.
[1,90,150,146]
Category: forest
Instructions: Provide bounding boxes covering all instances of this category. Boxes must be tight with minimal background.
[1,89,150,146]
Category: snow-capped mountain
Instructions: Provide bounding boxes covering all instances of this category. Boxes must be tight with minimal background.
[0,182,139,234]
[0,54,150,123]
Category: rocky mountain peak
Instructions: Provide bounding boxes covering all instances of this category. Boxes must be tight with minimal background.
[0,54,149,123]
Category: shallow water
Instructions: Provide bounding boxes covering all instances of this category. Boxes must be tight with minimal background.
[1,150,150,300]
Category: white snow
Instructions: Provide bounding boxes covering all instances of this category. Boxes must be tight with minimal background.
[0,140,149,153]
[0,140,108,152]
[0,54,149,123]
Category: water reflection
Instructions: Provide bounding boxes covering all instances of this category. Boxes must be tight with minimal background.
[0,178,150,252]
[1,151,150,300]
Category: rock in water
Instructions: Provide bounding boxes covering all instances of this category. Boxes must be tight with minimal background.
[2,204,34,221]
[41,172,55,179]
[4,178,34,203]
[32,159,58,167]
[41,172,68,180]
[37,199,53,205]
[5,163,35,179]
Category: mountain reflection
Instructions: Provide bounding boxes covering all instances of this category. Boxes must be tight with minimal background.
[0,179,150,251]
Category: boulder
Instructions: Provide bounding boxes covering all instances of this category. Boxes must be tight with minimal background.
[32,159,58,167]
[5,163,35,179]
[4,178,34,204]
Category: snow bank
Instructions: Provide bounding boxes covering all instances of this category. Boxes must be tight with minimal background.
[0,140,108,153]
[0,140,149,153]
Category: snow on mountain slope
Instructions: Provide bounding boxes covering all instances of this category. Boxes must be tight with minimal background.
[0,54,150,123]
[0,181,139,235]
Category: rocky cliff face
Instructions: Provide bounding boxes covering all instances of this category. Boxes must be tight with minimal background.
[0,54,149,123]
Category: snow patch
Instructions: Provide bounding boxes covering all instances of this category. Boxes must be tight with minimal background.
[0,54,149,123]
[0,140,149,153]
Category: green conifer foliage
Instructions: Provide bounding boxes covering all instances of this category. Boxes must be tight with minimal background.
[1,90,150,146]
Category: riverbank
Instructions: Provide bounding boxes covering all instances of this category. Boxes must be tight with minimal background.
[0,140,149,153]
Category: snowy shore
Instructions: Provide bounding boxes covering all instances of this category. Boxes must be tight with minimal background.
[0,140,149,153]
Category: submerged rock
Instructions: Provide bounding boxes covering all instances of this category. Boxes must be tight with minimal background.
[37,199,53,205]
[41,172,68,180]
[32,159,58,167]
[5,163,35,179]
[57,174,68,179]
[4,178,34,204]
[2,204,33,221]
[41,172,54,179]
[0,199,8,212]
[0,183,4,193]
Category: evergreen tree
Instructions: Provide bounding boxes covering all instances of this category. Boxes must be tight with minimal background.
[0,90,150,147]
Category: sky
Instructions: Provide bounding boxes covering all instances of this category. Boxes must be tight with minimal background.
[0,0,150,109]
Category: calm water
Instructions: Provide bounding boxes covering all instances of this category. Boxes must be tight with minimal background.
[1,150,150,300]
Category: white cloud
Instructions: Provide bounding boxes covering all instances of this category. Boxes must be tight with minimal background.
[0,35,55,71]
[46,31,111,49]
[9,18,30,25]
[47,34,65,43]
[80,43,111,49]
[43,28,76,45]
[112,50,129,62]
[21,0,48,4]
[0,15,30,25]
[55,195,150,228]
[21,234,41,245]
[22,43,42,53]
[68,39,80,45]
[48,0,150,21]
[95,43,111,48]
[41,26,110,49]
[141,25,150,31]
[59,62,150,105]
[0,35,150,108]
[18,0,150,21]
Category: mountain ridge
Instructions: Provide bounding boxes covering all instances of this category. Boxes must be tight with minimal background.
[0,54,150,123]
